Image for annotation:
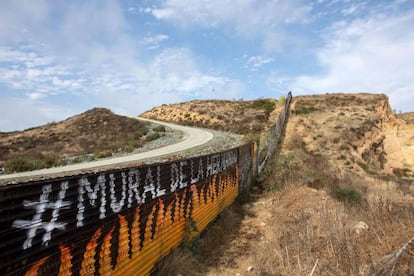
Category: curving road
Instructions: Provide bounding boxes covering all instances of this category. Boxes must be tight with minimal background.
[0,117,214,181]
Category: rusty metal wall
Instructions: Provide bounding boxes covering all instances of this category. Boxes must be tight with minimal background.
[0,147,247,275]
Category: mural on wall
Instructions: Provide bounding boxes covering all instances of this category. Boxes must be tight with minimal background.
[0,148,241,275]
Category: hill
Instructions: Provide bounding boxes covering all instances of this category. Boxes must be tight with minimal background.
[290,93,414,178]
[0,108,151,173]
[140,98,284,135]
[151,93,414,275]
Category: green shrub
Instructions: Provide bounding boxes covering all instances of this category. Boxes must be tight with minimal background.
[95,150,112,158]
[336,187,362,206]
[293,106,319,115]
[153,125,166,132]
[338,154,346,160]
[42,153,63,168]
[250,99,276,112]
[144,132,160,142]
[5,157,42,173]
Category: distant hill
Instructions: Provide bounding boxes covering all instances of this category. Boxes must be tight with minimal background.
[0,108,150,173]
[140,98,284,135]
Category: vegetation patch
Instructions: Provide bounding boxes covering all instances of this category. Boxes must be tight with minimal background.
[292,106,319,115]
[144,132,161,142]
[5,153,64,173]
[94,150,112,159]
[335,187,362,206]
[249,98,276,113]
[153,125,166,132]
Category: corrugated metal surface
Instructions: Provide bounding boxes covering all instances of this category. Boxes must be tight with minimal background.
[0,147,244,275]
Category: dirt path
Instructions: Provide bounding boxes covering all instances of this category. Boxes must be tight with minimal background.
[204,195,275,276]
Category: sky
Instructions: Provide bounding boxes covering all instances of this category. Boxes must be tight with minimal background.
[1,0,414,131]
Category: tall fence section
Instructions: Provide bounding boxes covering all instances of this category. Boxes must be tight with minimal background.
[257,91,292,174]
[0,93,292,275]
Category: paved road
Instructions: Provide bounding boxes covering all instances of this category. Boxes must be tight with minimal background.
[0,118,214,181]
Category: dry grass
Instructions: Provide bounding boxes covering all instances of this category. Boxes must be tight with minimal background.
[253,181,414,275]
[151,248,201,276]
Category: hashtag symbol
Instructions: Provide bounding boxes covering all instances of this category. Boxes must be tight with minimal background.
[12,182,71,249]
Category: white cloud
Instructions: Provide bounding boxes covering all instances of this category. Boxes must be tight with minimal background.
[341,2,367,16]
[27,92,46,100]
[246,56,274,71]
[0,47,80,97]
[286,10,414,111]
[149,0,312,51]
[142,34,169,49]
[136,48,242,100]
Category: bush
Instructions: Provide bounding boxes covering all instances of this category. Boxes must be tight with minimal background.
[144,132,160,142]
[95,150,112,158]
[338,154,346,160]
[5,157,42,173]
[42,153,63,168]
[292,106,319,115]
[153,125,166,132]
[336,187,362,206]
[250,99,276,112]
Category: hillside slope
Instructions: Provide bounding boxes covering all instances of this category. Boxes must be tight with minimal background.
[153,93,414,275]
[0,108,150,173]
[291,93,414,178]
[140,98,283,135]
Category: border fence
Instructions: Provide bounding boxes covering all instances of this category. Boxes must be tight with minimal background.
[0,92,292,275]
[257,91,292,174]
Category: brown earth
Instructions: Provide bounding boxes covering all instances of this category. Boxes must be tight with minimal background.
[0,108,150,173]
[397,112,414,124]
[140,98,284,136]
[152,93,414,275]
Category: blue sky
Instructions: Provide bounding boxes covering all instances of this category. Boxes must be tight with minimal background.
[1,0,414,131]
